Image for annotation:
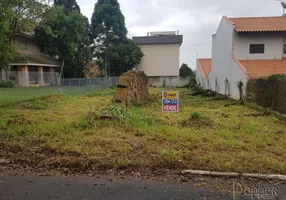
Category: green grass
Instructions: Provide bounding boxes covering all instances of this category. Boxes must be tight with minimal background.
[1,87,286,175]
[0,85,104,105]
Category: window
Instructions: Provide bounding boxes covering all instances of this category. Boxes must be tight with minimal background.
[284,44,286,54]
[249,44,264,54]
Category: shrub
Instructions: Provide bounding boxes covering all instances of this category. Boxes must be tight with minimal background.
[0,80,15,88]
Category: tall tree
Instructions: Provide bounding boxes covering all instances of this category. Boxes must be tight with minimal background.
[34,6,86,78]
[91,0,128,76]
[108,39,143,76]
[54,0,80,13]
[64,17,93,78]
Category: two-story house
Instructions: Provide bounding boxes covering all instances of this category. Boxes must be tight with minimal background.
[133,31,183,77]
[197,16,286,99]
[1,32,61,87]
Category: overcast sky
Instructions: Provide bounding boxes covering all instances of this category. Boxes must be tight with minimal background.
[78,0,283,69]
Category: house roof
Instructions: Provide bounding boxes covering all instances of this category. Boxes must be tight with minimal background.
[239,59,286,79]
[133,35,183,46]
[11,54,61,67]
[225,16,286,33]
[198,58,212,79]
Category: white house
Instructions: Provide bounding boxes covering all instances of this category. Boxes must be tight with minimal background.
[133,31,183,77]
[197,16,286,99]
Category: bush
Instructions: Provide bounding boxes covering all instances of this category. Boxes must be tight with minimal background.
[0,80,15,88]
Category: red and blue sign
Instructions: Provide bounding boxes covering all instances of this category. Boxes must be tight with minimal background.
[162,91,179,112]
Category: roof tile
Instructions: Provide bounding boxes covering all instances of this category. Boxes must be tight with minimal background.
[228,16,286,32]
[198,58,212,79]
[239,59,286,79]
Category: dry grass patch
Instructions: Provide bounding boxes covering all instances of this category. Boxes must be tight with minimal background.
[1,88,286,175]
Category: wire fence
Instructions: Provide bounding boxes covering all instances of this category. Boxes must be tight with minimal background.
[0,73,119,106]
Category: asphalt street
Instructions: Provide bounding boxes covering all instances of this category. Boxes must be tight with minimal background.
[0,175,232,200]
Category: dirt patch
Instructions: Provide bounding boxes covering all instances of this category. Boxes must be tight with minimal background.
[0,141,94,173]
[19,94,64,110]
[181,112,214,128]
[40,94,64,103]
[6,114,32,126]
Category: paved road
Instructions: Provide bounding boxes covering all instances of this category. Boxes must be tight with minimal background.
[0,175,231,200]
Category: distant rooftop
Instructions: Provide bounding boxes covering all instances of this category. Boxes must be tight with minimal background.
[133,32,183,45]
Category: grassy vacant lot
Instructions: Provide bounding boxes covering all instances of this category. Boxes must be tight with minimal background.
[0,88,286,175]
[0,85,104,105]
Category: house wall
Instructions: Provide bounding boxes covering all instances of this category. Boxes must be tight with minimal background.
[233,34,285,59]
[210,17,248,99]
[137,44,180,76]
[211,17,235,96]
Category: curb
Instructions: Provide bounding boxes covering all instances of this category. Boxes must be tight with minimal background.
[181,170,286,181]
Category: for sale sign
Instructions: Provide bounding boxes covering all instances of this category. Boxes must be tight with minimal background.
[162,91,179,112]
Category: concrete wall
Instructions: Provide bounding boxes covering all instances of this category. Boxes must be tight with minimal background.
[148,76,190,87]
[137,44,180,76]
[233,34,285,59]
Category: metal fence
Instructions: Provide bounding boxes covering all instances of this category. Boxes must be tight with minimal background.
[0,75,119,106]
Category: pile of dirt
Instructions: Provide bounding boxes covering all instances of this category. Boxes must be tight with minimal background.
[114,71,148,107]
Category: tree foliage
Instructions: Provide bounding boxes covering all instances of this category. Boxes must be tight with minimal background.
[108,39,143,76]
[34,6,86,77]
[0,0,47,69]
[11,0,48,36]
[54,0,80,13]
[0,0,17,69]
[91,0,142,76]
[180,63,194,77]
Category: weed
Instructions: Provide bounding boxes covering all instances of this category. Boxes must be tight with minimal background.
[181,112,214,128]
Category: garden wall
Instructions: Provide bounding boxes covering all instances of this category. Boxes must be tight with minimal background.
[246,76,286,114]
[148,76,191,87]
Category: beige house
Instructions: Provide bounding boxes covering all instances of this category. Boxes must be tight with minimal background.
[1,32,61,87]
[133,32,183,77]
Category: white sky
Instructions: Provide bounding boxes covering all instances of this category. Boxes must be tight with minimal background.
[77,0,283,69]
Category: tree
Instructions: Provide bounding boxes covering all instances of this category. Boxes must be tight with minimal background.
[180,63,194,77]
[11,0,48,36]
[34,6,86,78]
[54,0,80,13]
[64,17,93,78]
[91,0,128,76]
[0,0,47,70]
[108,39,143,76]
[0,0,17,70]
